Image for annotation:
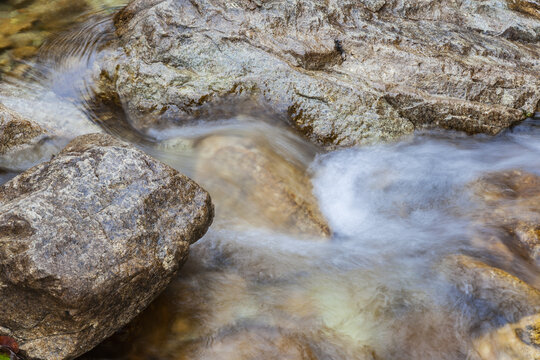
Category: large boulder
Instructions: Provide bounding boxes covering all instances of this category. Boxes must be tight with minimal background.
[92,0,540,148]
[0,133,214,360]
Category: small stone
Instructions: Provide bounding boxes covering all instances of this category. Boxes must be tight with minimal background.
[11,45,36,58]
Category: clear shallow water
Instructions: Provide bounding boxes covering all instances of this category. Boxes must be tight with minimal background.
[81,118,540,359]
[0,172,16,185]
[0,5,539,360]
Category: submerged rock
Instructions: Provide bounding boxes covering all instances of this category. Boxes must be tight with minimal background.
[86,234,465,360]
[194,134,330,237]
[473,313,540,360]
[0,0,125,73]
[0,133,213,360]
[173,325,379,360]
[440,255,540,358]
[0,82,104,171]
[470,169,540,267]
[0,103,53,171]
[440,255,540,323]
[93,0,540,148]
[83,242,383,360]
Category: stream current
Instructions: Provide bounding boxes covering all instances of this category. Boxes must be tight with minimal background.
[0,3,539,360]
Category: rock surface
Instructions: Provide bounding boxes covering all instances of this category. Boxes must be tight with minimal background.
[473,313,540,360]
[0,103,52,171]
[441,255,540,323]
[0,81,104,171]
[194,134,330,237]
[93,0,540,148]
[470,169,540,267]
[0,104,46,153]
[0,133,213,360]
[440,254,540,359]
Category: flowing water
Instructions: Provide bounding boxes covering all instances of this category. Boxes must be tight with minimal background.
[1,3,539,360]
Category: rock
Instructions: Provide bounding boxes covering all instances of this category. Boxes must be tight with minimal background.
[473,313,540,360]
[0,81,104,171]
[0,133,214,360]
[0,103,53,171]
[508,0,540,19]
[440,255,540,323]
[470,170,540,267]
[92,0,540,148]
[194,134,330,237]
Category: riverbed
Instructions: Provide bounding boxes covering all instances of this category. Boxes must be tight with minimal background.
[1,2,539,359]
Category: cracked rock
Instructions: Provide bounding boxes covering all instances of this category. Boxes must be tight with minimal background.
[92,0,540,148]
[0,133,214,360]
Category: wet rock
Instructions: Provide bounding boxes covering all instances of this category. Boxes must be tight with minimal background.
[0,83,102,138]
[0,133,214,360]
[440,255,540,323]
[194,134,330,237]
[0,82,104,171]
[93,0,540,148]
[473,313,540,360]
[0,103,52,171]
[470,169,540,267]
[508,0,540,19]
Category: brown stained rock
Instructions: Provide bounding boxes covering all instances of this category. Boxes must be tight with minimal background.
[0,133,214,360]
[194,135,330,238]
[507,0,540,19]
[0,103,48,155]
[91,0,540,148]
[470,170,540,267]
[0,103,59,171]
[473,314,540,360]
[440,255,540,322]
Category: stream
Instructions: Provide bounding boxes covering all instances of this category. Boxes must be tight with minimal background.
[1,2,539,359]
